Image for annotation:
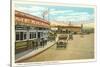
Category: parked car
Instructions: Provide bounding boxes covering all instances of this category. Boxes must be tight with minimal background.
[57,34,68,48]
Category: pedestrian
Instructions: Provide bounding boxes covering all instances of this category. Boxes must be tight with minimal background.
[69,32,73,40]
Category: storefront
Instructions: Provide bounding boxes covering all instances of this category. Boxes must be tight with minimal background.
[15,10,50,53]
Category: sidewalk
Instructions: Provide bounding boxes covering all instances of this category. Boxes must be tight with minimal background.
[15,41,56,62]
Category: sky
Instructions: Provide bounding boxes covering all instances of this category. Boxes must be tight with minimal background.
[15,2,95,24]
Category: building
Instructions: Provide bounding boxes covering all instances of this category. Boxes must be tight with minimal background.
[15,10,50,53]
[50,23,82,34]
[58,25,82,33]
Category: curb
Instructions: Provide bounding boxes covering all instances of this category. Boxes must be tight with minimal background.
[15,42,56,62]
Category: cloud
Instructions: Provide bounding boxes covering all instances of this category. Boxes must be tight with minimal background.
[68,12,89,16]
[50,10,73,14]
[54,12,94,23]
[49,9,74,15]
[15,3,94,23]
[49,9,94,22]
[15,3,48,17]
[15,4,47,12]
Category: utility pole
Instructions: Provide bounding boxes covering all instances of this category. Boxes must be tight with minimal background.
[42,8,49,21]
[81,24,83,33]
[69,21,71,26]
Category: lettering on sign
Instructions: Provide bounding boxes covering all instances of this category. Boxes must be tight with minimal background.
[15,16,49,27]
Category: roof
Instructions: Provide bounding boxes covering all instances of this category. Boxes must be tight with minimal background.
[51,25,81,28]
[15,10,50,28]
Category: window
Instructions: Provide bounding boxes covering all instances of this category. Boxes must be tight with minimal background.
[20,32,23,40]
[16,32,27,41]
[32,32,36,38]
[30,32,32,39]
[16,32,20,40]
[40,32,43,37]
[38,32,43,38]
[24,32,26,39]
[30,32,36,39]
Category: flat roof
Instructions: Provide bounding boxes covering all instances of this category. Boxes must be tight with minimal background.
[51,25,81,28]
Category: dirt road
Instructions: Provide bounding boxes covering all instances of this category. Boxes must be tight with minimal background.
[21,33,94,62]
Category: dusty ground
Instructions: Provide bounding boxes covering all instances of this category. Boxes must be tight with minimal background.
[21,33,94,62]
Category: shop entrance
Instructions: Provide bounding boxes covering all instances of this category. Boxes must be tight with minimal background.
[38,32,41,38]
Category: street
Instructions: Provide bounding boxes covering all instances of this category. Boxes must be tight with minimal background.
[20,33,94,62]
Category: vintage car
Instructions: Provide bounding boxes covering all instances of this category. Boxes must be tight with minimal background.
[57,34,68,48]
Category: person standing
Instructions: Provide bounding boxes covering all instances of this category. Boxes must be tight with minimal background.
[69,31,73,40]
